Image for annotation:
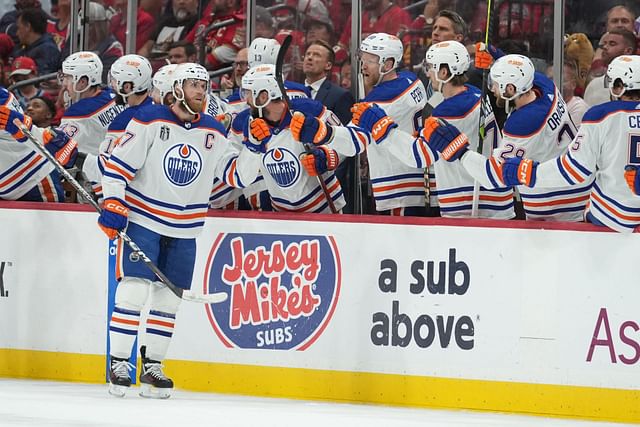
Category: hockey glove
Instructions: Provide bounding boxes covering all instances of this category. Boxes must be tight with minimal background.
[290,111,334,145]
[0,106,32,142]
[98,198,129,240]
[624,165,640,195]
[424,117,469,161]
[500,157,538,187]
[300,145,339,176]
[350,102,397,144]
[215,112,234,133]
[243,118,271,154]
[474,43,505,70]
[43,128,78,168]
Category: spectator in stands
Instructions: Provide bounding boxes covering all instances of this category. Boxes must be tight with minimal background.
[561,60,589,126]
[585,28,636,106]
[26,94,56,127]
[109,0,154,52]
[0,0,41,44]
[167,40,197,64]
[185,0,244,70]
[138,0,199,60]
[46,0,68,50]
[303,40,354,125]
[590,5,638,77]
[8,56,43,109]
[255,5,275,38]
[334,0,411,66]
[13,7,59,75]
[220,47,246,100]
[340,59,351,91]
[0,33,14,87]
[86,2,123,83]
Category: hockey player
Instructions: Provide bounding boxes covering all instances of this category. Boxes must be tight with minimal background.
[348,41,514,219]
[83,54,154,199]
[296,33,427,216]
[0,89,78,201]
[492,55,640,232]
[98,63,243,398]
[232,64,346,213]
[429,53,593,222]
[58,52,125,160]
[150,64,178,106]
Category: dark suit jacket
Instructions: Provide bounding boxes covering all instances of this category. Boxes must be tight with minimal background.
[313,79,355,125]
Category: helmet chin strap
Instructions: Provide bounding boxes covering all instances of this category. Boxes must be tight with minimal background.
[376,62,394,86]
[174,85,198,115]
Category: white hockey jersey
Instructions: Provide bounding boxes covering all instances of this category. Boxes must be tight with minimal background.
[102,105,242,238]
[204,92,229,117]
[461,73,593,221]
[228,98,346,213]
[60,88,126,155]
[0,89,54,200]
[378,85,514,219]
[360,71,428,211]
[534,100,640,232]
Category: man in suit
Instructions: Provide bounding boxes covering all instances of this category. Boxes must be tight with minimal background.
[302,39,355,125]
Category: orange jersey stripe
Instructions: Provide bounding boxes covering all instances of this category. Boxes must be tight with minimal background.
[106,163,135,181]
[125,196,207,221]
[591,192,640,221]
[439,193,514,204]
[373,181,424,193]
[561,155,585,183]
[523,194,590,208]
[0,154,43,188]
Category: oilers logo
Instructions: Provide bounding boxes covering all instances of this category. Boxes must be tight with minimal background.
[263,147,300,188]
[204,233,342,350]
[163,144,202,186]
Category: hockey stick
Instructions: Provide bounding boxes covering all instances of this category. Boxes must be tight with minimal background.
[275,35,339,214]
[14,119,228,304]
[472,0,495,217]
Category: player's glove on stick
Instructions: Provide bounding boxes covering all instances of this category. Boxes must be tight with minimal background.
[98,198,129,240]
[500,157,538,187]
[243,117,271,153]
[350,102,397,143]
[624,165,640,195]
[300,145,339,176]
[43,128,78,168]
[424,117,469,161]
[0,106,32,142]
[290,111,334,145]
[474,43,504,70]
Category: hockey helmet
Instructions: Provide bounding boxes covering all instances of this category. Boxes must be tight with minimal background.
[425,40,470,86]
[248,37,281,68]
[359,33,404,70]
[110,54,153,98]
[241,64,283,109]
[606,55,640,98]
[489,54,535,102]
[152,64,178,104]
[60,51,103,92]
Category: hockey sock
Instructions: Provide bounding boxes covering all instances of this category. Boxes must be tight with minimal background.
[144,310,176,361]
[109,306,141,359]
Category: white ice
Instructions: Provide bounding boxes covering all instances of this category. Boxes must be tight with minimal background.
[0,379,633,427]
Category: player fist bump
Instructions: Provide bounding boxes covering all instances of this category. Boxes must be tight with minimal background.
[290,111,334,145]
[0,106,32,142]
[43,128,78,168]
[300,145,339,176]
[424,117,469,161]
[244,117,272,153]
[500,157,538,187]
[624,165,640,195]
[98,198,129,240]
[350,102,397,144]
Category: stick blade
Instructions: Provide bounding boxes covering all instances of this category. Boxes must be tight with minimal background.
[182,290,228,304]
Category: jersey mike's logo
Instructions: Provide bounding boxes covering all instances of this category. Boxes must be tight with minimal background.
[163,143,202,186]
[263,147,300,188]
[204,233,341,350]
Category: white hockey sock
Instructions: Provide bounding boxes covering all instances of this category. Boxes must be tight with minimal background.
[109,306,141,360]
[144,310,176,361]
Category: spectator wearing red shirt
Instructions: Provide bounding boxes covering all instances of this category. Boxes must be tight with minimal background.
[334,0,411,66]
[109,0,154,52]
[185,0,244,70]
[46,0,69,50]
[138,0,199,60]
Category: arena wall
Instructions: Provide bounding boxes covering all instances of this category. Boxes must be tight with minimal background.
[0,202,638,423]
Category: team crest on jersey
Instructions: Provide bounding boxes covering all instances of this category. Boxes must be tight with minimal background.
[163,143,202,186]
[160,125,170,141]
[262,147,300,188]
[204,233,341,350]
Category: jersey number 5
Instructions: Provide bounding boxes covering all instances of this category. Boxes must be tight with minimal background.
[628,134,640,164]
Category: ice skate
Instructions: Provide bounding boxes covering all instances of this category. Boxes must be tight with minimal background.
[139,358,173,399]
[108,357,134,397]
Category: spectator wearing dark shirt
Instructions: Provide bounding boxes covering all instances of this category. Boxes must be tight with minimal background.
[167,40,197,64]
[12,7,60,75]
[0,0,42,44]
[138,0,199,60]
